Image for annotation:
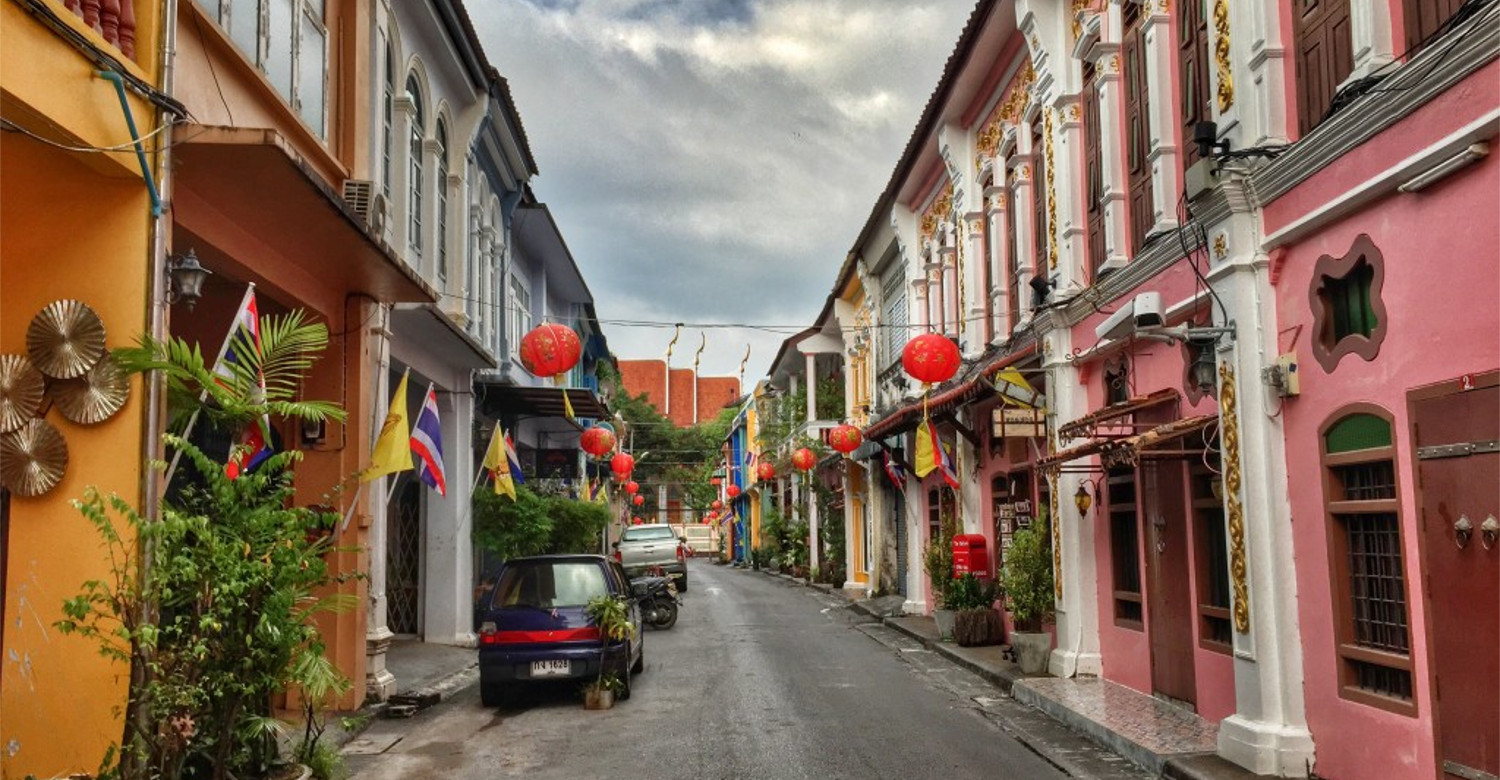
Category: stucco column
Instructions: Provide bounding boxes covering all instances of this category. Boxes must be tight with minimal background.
[805,352,818,422]
[1009,157,1038,323]
[1052,94,1090,294]
[1208,178,1314,776]
[1349,0,1396,80]
[984,186,1009,341]
[925,255,944,332]
[1041,320,1102,679]
[366,308,397,702]
[390,97,416,258]
[1141,6,1181,238]
[1092,46,1130,271]
[902,467,927,615]
[803,350,820,573]
[940,247,959,339]
[911,278,930,332]
[421,382,476,646]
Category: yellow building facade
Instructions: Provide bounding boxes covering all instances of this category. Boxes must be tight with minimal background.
[1,0,168,776]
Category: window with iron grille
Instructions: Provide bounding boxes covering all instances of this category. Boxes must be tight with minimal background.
[1322,408,1415,715]
[1108,466,1143,628]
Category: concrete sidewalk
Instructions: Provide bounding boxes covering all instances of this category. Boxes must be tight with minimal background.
[330,639,480,753]
[760,567,1264,780]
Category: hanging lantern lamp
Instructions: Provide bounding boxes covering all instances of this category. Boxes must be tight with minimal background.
[580,427,616,458]
[757,461,776,481]
[828,424,863,454]
[792,448,816,471]
[518,323,583,378]
[632,494,645,507]
[624,480,640,495]
[726,484,741,499]
[610,453,635,480]
[711,499,723,511]
[901,333,961,385]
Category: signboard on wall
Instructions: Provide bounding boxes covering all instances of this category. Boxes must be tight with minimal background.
[993,407,1045,439]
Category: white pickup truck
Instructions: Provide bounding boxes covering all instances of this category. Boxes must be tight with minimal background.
[612,524,689,592]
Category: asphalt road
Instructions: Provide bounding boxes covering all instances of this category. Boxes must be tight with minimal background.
[344,559,1077,780]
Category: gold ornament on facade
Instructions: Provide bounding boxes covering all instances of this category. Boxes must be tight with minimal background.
[920,181,954,241]
[1,418,69,497]
[1219,362,1250,634]
[1045,109,1059,269]
[1213,0,1234,111]
[0,354,46,434]
[1051,468,1063,600]
[975,62,1036,170]
[52,353,131,425]
[1070,0,1090,40]
[27,299,107,380]
[1212,234,1228,260]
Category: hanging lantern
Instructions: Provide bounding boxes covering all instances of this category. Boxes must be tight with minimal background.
[757,461,776,481]
[726,484,741,499]
[518,323,583,378]
[901,333,961,385]
[610,453,635,480]
[828,424,863,455]
[711,499,723,511]
[580,427,616,458]
[624,480,640,495]
[632,516,644,525]
[792,447,816,471]
[632,494,645,507]
[710,476,722,486]
[702,516,711,524]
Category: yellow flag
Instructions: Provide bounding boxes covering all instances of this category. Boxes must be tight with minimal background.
[362,370,413,481]
[562,389,576,421]
[913,416,938,478]
[995,366,1042,409]
[483,423,516,500]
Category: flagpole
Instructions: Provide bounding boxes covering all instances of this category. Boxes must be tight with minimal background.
[163,283,258,489]
[338,480,367,534]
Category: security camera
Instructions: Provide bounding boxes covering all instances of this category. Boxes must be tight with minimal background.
[1132,292,1163,328]
[1093,292,1163,341]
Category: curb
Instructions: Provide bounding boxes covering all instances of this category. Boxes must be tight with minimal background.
[877,618,1027,696]
[331,661,480,749]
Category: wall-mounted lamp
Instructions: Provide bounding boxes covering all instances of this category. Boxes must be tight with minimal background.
[167,249,212,310]
[1074,482,1093,519]
[1187,335,1220,394]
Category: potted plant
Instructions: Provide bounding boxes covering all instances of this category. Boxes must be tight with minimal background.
[947,573,1004,647]
[583,595,635,710]
[999,515,1056,674]
[923,540,957,640]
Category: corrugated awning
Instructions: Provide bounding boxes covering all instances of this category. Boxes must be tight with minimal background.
[1040,414,1218,470]
[1056,388,1180,443]
[478,383,609,420]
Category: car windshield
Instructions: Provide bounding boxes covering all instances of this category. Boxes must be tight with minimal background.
[493,562,609,609]
[622,527,677,541]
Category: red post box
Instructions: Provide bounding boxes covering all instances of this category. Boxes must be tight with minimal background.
[951,534,991,579]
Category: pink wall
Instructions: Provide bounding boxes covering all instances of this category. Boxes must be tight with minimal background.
[1070,262,1232,713]
[1272,143,1500,778]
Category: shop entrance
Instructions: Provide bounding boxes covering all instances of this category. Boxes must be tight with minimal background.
[1411,372,1498,780]
[1142,460,1197,707]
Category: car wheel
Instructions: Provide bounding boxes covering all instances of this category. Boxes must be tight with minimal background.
[631,644,645,674]
[676,573,687,593]
[616,659,633,700]
[480,681,508,708]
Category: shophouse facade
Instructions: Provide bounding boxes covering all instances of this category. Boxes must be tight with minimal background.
[1,2,171,775]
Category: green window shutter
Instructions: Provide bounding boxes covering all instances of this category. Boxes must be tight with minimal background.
[1324,413,1392,453]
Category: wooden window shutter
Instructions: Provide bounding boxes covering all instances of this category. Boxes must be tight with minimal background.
[1294,0,1354,137]
[1402,0,1467,53]
[1123,3,1155,253]
[1179,0,1211,168]
[1083,61,1106,277]
[1032,123,1048,273]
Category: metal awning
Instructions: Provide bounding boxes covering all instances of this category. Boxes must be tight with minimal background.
[1057,388,1181,442]
[1040,414,1218,470]
[478,383,609,420]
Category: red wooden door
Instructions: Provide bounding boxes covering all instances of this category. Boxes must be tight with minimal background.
[1412,373,1499,779]
[1144,459,1198,706]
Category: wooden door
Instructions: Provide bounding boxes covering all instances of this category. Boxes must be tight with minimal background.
[1144,459,1198,706]
[1412,373,1499,780]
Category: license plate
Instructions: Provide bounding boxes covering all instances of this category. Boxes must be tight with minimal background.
[530,660,571,677]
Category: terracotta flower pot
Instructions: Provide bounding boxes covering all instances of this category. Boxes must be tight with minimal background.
[584,688,615,710]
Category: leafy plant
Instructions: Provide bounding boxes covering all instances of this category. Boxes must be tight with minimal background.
[472,485,611,561]
[584,595,636,694]
[923,539,955,609]
[1000,516,1056,631]
[945,573,1000,611]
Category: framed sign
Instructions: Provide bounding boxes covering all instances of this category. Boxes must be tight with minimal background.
[993,407,1045,439]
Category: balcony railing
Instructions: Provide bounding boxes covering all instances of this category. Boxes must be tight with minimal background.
[64,0,138,60]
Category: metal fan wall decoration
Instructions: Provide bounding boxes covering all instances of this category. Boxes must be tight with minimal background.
[0,301,132,496]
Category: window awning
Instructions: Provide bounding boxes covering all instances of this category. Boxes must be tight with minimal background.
[1040,414,1218,470]
[1057,388,1181,443]
[478,382,609,421]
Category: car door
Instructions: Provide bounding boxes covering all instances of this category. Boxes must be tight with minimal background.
[611,561,643,658]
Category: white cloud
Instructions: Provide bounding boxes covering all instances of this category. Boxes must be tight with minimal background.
[467,0,972,377]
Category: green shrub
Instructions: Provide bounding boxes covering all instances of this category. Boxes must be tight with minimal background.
[999,517,1056,631]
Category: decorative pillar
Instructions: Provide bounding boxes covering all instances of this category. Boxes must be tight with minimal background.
[1009,157,1037,322]
[911,278,930,332]
[805,352,818,422]
[984,186,1009,341]
[421,382,476,646]
[1141,5,1181,238]
[390,96,416,257]
[964,211,987,347]
[366,308,397,702]
[1094,47,1130,271]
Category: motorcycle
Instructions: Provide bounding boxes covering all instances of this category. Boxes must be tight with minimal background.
[631,574,680,630]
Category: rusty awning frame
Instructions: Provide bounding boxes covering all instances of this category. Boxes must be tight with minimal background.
[1056,388,1181,443]
[1040,414,1219,472]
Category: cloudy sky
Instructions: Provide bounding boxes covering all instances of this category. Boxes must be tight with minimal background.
[467,0,973,379]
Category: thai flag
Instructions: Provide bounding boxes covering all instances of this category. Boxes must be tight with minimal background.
[505,432,525,485]
[936,431,961,490]
[882,449,905,489]
[410,387,447,496]
[225,416,272,479]
[214,287,262,388]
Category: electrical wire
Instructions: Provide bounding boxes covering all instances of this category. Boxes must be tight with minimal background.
[16,0,188,119]
[0,116,182,153]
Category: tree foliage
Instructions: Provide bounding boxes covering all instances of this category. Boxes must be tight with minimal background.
[602,373,736,517]
[472,485,611,561]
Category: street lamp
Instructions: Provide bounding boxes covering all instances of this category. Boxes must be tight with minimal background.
[167,249,212,310]
[1073,482,1093,520]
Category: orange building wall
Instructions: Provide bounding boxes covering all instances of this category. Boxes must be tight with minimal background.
[617,359,668,411]
[617,360,739,427]
[696,377,740,423]
[667,369,696,426]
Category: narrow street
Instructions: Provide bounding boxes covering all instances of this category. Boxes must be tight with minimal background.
[344,560,1125,780]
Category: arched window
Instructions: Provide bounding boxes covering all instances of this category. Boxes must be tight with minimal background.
[435,120,449,285]
[381,41,394,198]
[406,74,424,259]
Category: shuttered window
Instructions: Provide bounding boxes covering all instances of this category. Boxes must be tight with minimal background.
[1082,61,1106,278]
[1007,179,1021,331]
[1179,0,1211,168]
[881,266,908,372]
[1293,0,1354,137]
[1123,2,1154,252]
[1032,123,1048,274]
[1402,0,1467,54]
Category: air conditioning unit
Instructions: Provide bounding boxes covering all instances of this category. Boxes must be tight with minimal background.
[341,179,388,238]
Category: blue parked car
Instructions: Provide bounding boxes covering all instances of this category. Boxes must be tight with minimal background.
[476,554,643,706]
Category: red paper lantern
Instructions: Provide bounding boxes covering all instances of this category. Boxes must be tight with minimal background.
[702,517,711,524]
[725,484,741,499]
[518,323,582,378]
[624,480,639,495]
[611,453,635,480]
[711,500,723,511]
[580,427,615,458]
[632,494,645,506]
[828,424,863,454]
[792,447,816,471]
[632,516,643,525]
[901,333,961,385]
[757,461,776,481]
[710,477,722,486]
